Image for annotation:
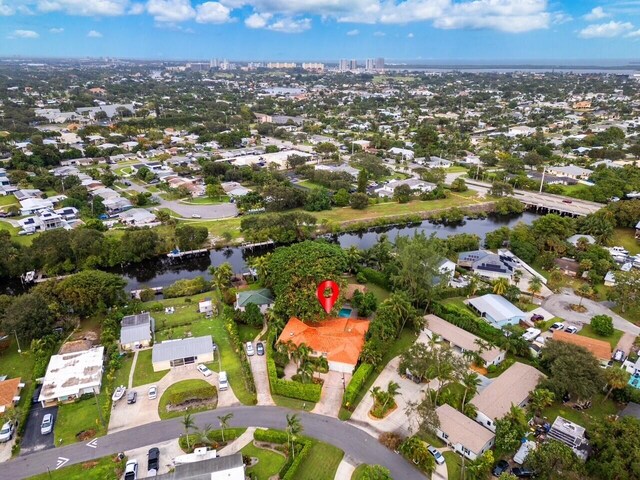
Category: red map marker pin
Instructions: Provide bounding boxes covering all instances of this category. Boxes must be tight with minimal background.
[317,280,340,314]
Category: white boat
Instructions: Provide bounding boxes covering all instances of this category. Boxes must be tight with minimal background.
[112,385,126,402]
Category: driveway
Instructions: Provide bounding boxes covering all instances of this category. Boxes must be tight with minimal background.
[124,438,183,478]
[312,371,350,418]
[248,345,274,406]
[20,403,57,454]
[543,291,640,335]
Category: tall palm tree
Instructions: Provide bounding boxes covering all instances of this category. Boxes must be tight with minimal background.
[197,423,214,446]
[577,283,592,307]
[291,343,311,368]
[297,359,314,384]
[248,253,271,280]
[604,367,630,401]
[345,246,362,273]
[181,413,195,451]
[210,262,233,293]
[386,292,414,337]
[382,381,401,410]
[217,413,234,442]
[315,356,328,379]
[528,388,555,417]
[493,277,509,296]
[286,413,303,459]
[461,372,481,410]
[528,276,543,298]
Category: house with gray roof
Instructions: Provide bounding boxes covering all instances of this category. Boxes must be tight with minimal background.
[152,335,215,372]
[119,312,154,350]
[457,249,518,281]
[235,288,274,313]
[154,452,244,480]
[547,164,593,180]
[467,294,526,329]
[436,404,495,460]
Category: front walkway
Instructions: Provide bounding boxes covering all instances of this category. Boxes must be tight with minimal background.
[334,456,357,480]
[217,427,256,455]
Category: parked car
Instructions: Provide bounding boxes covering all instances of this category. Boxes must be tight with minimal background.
[32,384,42,403]
[219,371,228,391]
[492,459,509,477]
[427,445,445,465]
[549,322,565,331]
[197,364,212,377]
[562,199,573,204]
[124,459,138,480]
[0,421,14,443]
[148,386,158,400]
[530,314,544,322]
[191,214,201,219]
[564,326,578,334]
[40,414,54,435]
[511,467,535,478]
[127,390,137,404]
[147,447,160,474]
[256,342,265,356]
[246,342,255,357]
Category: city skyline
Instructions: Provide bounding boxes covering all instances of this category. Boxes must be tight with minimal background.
[0,1,640,60]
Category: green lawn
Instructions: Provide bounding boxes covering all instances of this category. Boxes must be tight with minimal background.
[440,297,473,312]
[611,228,640,255]
[113,353,134,388]
[180,196,230,205]
[613,305,640,326]
[28,454,125,480]
[577,324,624,349]
[132,349,168,387]
[242,442,287,480]
[54,391,108,446]
[272,394,316,411]
[339,328,418,420]
[541,394,620,429]
[0,341,36,381]
[0,195,18,207]
[443,451,463,480]
[419,430,446,448]
[345,277,391,303]
[295,441,344,480]
[158,379,217,420]
[297,180,325,190]
[0,220,34,246]
[143,294,257,405]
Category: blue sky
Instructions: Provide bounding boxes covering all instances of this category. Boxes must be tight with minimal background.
[1,1,640,61]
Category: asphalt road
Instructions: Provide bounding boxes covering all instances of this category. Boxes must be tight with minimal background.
[5,406,424,480]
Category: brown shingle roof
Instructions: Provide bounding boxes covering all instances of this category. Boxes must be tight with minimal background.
[470,362,545,420]
[552,331,612,361]
[436,404,495,454]
[0,378,22,410]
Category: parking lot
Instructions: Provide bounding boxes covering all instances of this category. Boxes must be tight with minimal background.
[20,403,57,454]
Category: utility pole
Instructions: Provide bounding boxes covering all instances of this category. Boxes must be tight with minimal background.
[14,331,21,354]
[539,166,546,193]
[94,391,104,426]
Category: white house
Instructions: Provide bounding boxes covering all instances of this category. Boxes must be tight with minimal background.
[467,294,527,329]
[154,452,245,480]
[436,404,495,460]
[151,336,215,372]
[375,178,436,197]
[120,313,154,350]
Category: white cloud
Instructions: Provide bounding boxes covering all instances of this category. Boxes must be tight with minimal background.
[87,30,103,37]
[49,27,64,33]
[579,20,633,38]
[267,16,311,33]
[128,2,145,14]
[195,1,231,23]
[346,28,359,35]
[36,0,132,16]
[0,1,15,15]
[10,29,39,38]
[584,6,609,21]
[407,32,414,38]
[552,12,572,25]
[628,29,640,38]
[373,30,385,36]
[245,12,271,28]
[146,0,195,22]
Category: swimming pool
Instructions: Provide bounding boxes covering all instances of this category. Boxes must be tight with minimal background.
[629,373,640,389]
[338,308,352,318]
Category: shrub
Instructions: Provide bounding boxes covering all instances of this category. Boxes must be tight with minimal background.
[343,363,373,408]
[225,316,257,397]
[360,268,390,289]
[379,431,403,451]
[168,384,216,406]
[163,276,210,298]
[591,314,614,337]
[356,271,367,284]
[430,302,503,344]
[139,289,156,302]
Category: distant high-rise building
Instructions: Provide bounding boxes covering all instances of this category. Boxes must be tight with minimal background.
[365,58,384,72]
[267,62,297,69]
[302,62,324,71]
[375,57,385,71]
[339,59,349,72]
[349,59,358,70]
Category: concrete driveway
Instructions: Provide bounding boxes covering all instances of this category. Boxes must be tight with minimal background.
[543,291,640,335]
[125,438,184,478]
[20,403,57,454]
[247,345,274,406]
[312,371,350,418]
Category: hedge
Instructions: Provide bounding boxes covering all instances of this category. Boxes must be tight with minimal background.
[360,268,391,290]
[266,331,322,403]
[342,363,373,408]
[253,429,313,480]
[168,384,217,405]
[430,302,503,344]
[254,428,289,444]
[179,427,246,451]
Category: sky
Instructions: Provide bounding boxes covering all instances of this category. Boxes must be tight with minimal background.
[1,1,640,61]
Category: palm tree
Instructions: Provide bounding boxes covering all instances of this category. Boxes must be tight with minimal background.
[513,269,523,285]
[217,413,234,442]
[386,292,414,337]
[493,277,509,296]
[210,262,233,293]
[285,413,303,459]
[604,367,630,401]
[528,388,555,417]
[248,253,270,280]
[467,274,480,298]
[461,372,481,409]
[181,413,195,451]
[345,246,362,273]
[297,359,314,384]
[197,423,213,446]
[382,381,401,410]
[528,276,543,298]
[576,283,592,307]
[315,356,328,379]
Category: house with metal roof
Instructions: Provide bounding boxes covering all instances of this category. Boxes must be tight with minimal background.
[457,249,518,281]
[435,404,495,460]
[547,165,593,180]
[467,294,526,329]
[151,336,214,372]
[234,288,274,314]
[119,312,154,350]
[154,452,244,480]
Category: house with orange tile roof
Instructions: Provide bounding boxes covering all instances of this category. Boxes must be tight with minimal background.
[277,317,369,373]
[552,330,612,365]
[0,378,24,413]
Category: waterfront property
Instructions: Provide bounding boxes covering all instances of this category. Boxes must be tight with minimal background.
[435,404,495,461]
[467,294,526,329]
[38,347,104,407]
[234,288,274,313]
[151,336,215,372]
[119,312,155,350]
[457,249,518,281]
[277,317,369,373]
[470,362,545,432]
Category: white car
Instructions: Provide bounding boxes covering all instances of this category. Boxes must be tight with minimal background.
[0,421,14,443]
[427,445,445,465]
[246,342,255,357]
[549,322,565,331]
[148,385,158,400]
[124,459,138,480]
[40,413,54,435]
[191,214,202,219]
[197,364,212,377]
[564,326,578,334]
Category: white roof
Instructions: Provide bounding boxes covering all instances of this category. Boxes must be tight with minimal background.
[39,347,104,402]
[468,294,525,324]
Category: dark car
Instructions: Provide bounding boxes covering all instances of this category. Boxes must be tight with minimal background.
[148,447,160,473]
[32,384,42,403]
[492,460,509,477]
[256,342,265,356]
[511,467,535,478]
[127,390,137,404]
[530,314,544,322]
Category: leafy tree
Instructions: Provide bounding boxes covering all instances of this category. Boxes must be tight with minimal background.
[590,314,614,337]
[333,188,350,207]
[525,440,583,480]
[494,406,528,455]
[1,292,54,342]
[607,270,640,313]
[357,169,369,193]
[393,184,412,203]
[466,450,494,480]
[350,192,369,209]
[304,188,332,212]
[175,225,209,251]
[242,303,263,327]
[358,465,392,480]
[240,212,317,243]
[119,229,160,263]
[399,436,435,474]
[587,417,640,480]
[51,270,126,316]
[352,290,378,317]
[450,177,468,192]
[205,182,225,200]
[490,181,514,197]
[484,226,510,250]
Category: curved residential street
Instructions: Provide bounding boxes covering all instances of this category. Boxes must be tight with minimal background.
[5,406,424,480]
